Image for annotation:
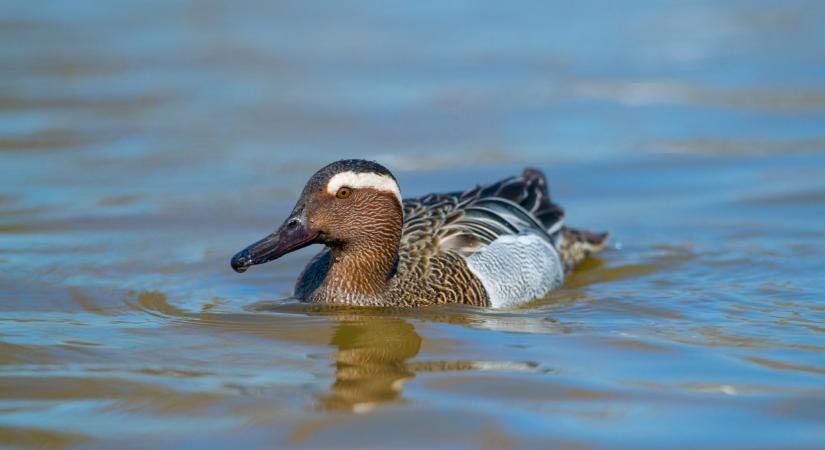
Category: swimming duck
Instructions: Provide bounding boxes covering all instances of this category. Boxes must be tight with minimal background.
[231,159,607,308]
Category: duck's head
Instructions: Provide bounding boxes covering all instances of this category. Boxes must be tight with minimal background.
[231,159,403,273]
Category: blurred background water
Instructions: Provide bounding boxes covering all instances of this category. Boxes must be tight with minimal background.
[1,0,825,448]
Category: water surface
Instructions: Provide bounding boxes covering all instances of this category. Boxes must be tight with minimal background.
[1,0,825,448]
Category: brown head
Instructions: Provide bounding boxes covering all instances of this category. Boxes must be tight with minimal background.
[230,160,404,288]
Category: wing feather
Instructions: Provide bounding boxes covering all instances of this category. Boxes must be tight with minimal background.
[400,168,566,258]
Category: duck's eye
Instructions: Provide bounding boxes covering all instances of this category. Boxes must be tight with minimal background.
[336,187,352,199]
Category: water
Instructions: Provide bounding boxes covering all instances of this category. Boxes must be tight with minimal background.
[2,0,825,448]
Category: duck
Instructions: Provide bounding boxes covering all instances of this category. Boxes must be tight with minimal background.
[230,159,607,308]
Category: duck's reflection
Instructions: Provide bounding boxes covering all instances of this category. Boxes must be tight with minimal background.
[245,303,550,412]
[318,316,421,411]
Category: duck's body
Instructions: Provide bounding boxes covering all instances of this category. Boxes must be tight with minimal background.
[232,160,607,308]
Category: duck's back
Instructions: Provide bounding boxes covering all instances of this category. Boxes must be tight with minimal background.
[393,168,607,307]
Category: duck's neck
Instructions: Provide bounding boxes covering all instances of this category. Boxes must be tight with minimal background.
[315,233,401,306]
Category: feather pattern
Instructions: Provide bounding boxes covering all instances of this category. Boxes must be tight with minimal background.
[402,168,565,256]
[384,169,575,307]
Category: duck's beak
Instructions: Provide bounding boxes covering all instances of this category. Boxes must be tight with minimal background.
[230,214,320,273]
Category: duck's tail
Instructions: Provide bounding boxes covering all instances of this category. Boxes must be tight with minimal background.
[555,227,609,273]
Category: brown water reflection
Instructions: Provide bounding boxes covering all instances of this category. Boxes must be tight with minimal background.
[0,426,89,450]
[317,315,541,413]
[319,317,420,411]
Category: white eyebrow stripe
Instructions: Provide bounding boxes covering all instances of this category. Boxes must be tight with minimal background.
[326,171,402,204]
